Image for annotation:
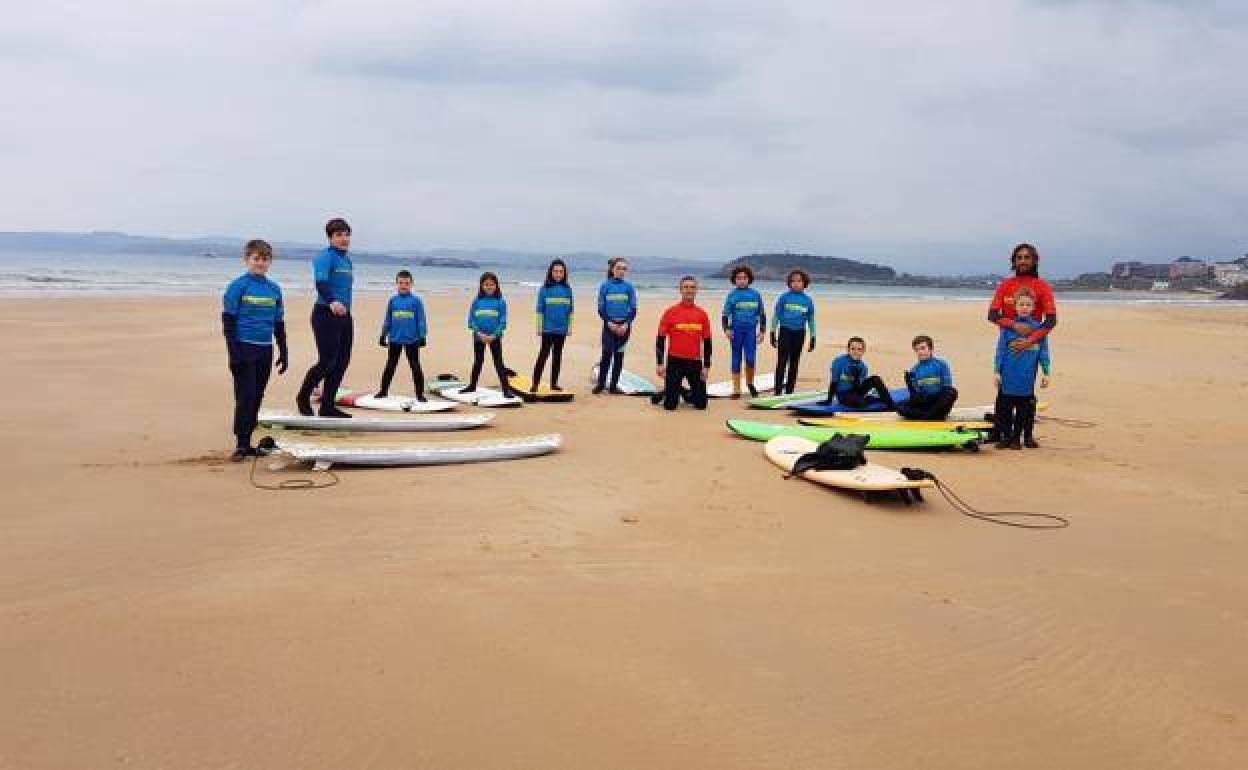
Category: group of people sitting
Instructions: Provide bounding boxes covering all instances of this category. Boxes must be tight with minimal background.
[221,218,1056,459]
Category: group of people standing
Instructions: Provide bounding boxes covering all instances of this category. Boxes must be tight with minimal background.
[220,218,1057,459]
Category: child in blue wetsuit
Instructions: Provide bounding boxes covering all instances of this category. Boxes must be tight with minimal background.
[296,217,354,418]
[532,258,574,392]
[769,269,816,395]
[376,269,428,400]
[993,289,1051,449]
[594,257,638,394]
[222,239,288,461]
[465,272,516,397]
[721,265,767,398]
[824,336,896,409]
[898,335,958,420]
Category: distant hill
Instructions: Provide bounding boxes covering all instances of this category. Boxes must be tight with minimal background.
[716,252,896,282]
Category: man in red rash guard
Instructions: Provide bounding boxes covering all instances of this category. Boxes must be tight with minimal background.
[656,276,713,410]
[988,242,1057,352]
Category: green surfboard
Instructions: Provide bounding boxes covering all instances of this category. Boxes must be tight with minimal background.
[725,419,982,450]
[746,390,824,409]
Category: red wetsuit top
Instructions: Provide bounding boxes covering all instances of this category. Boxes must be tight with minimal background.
[989,275,1057,344]
[658,302,712,361]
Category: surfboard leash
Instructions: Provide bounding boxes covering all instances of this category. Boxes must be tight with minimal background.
[899,468,1070,530]
[248,437,340,491]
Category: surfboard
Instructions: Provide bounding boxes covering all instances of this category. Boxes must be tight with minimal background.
[258,412,494,432]
[507,373,575,403]
[271,434,562,468]
[746,390,825,409]
[331,390,458,413]
[764,436,936,493]
[588,365,658,395]
[785,388,912,416]
[726,418,982,450]
[799,416,994,432]
[706,372,777,398]
[427,376,523,408]
[838,403,1045,422]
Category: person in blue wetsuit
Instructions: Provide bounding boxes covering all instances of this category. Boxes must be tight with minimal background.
[222,239,288,461]
[465,272,516,397]
[376,269,428,400]
[593,257,638,394]
[993,289,1051,449]
[769,269,817,395]
[897,335,958,420]
[531,258,574,392]
[296,217,354,417]
[823,336,896,409]
[721,265,767,398]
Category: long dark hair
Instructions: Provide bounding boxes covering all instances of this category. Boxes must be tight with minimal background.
[477,271,502,298]
[1010,243,1040,277]
[606,256,628,279]
[544,258,570,288]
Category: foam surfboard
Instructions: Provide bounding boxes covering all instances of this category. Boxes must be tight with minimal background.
[259,412,494,432]
[838,403,1046,422]
[785,388,912,416]
[706,372,777,398]
[271,434,562,469]
[588,365,658,395]
[726,418,982,450]
[507,373,575,403]
[332,389,457,413]
[427,375,523,408]
[799,416,994,432]
[746,390,825,409]
[764,436,936,494]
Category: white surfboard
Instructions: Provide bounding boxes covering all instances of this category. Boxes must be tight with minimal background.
[348,394,458,413]
[764,436,936,492]
[706,372,776,398]
[258,412,493,432]
[272,434,562,468]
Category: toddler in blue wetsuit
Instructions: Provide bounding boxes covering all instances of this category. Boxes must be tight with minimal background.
[221,239,288,461]
[376,270,428,400]
[721,265,767,398]
[993,289,1051,449]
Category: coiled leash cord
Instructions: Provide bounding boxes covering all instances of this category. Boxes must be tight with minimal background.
[248,437,340,491]
[900,468,1070,530]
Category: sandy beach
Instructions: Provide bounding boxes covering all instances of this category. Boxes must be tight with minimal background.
[1,292,1246,769]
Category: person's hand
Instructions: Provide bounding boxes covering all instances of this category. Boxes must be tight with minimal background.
[1009,337,1030,352]
[807,336,816,353]
[725,328,733,340]
[656,365,666,379]
[616,322,630,337]
[417,338,426,348]
[756,330,764,344]
[330,300,347,317]
[993,373,1001,388]
[769,331,777,348]
[1011,321,1032,336]
[275,353,288,374]
[1040,375,1050,389]
[378,334,388,348]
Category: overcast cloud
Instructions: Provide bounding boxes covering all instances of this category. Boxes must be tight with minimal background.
[2,0,1245,275]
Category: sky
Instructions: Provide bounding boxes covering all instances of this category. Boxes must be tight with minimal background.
[1,0,1245,276]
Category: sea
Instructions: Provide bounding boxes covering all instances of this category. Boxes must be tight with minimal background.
[1,250,1243,308]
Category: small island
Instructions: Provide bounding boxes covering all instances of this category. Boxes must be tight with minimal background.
[715,252,895,282]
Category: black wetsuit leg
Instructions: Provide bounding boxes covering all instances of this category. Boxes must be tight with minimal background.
[549,334,565,387]
[469,338,487,389]
[533,334,554,388]
[378,343,403,395]
[776,327,806,394]
[404,343,424,396]
[231,342,272,448]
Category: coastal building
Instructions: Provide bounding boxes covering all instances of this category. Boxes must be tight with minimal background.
[1213,262,1248,287]
[1111,261,1169,281]
[1169,256,1209,281]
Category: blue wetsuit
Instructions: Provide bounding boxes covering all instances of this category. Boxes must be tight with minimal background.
[771,289,817,394]
[595,277,638,390]
[377,292,428,397]
[534,283,574,389]
[899,356,958,420]
[297,246,355,415]
[222,271,287,448]
[993,315,1052,444]
[722,287,766,373]
[467,294,513,394]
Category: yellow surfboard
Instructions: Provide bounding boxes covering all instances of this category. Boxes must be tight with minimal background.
[507,373,575,403]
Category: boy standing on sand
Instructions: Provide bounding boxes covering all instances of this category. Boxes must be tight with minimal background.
[721,265,767,398]
[656,276,713,411]
[897,335,958,420]
[296,218,354,418]
[376,270,428,400]
[222,239,288,461]
[993,289,1051,449]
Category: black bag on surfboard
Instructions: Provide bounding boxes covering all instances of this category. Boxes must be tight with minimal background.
[787,434,869,478]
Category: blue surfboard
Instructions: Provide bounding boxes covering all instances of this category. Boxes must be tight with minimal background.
[785,387,911,416]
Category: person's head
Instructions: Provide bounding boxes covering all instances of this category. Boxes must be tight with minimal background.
[1010,243,1039,277]
[545,258,568,287]
[787,268,810,291]
[607,257,629,280]
[847,336,866,360]
[731,265,754,288]
[1014,287,1036,317]
[679,275,698,303]
[396,269,413,294]
[911,334,934,361]
[478,271,500,297]
[243,239,273,276]
[325,217,352,250]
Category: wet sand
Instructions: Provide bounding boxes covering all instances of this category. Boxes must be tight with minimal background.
[1,293,1246,769]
